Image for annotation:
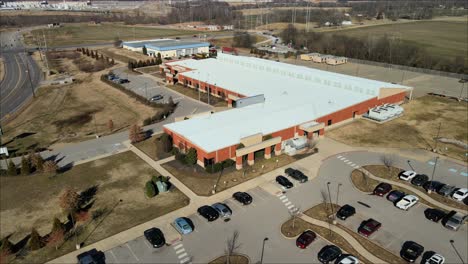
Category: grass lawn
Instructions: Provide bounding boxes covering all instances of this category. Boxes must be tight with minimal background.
[327,96,468,162]
[167,84,227,107]
[133,134,172,161]
[327,20,467,61]
[280,218,371,263]
[209,255,249,264]
[98,47,150,64]
[1,63,156,155]
[303,203,402,264]
[163,151,315,196]
[0,151,189,264]
[24,23,199,47]
[364,165,468,211]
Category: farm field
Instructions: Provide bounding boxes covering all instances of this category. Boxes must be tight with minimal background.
[327,20,467,61]
[24,23,199,47]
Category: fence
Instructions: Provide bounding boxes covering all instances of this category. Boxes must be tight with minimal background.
[347,58,468,80]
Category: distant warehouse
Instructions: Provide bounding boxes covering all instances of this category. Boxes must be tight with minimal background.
[161,53,412,170]
[122,39,210,58]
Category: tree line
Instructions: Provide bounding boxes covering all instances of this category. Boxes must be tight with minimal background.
[281,24,466,74]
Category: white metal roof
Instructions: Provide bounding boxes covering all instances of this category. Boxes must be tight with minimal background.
[164,53,411,153]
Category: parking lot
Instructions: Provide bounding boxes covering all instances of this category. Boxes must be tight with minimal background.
[112,67,213,119]
[102,150,467,264]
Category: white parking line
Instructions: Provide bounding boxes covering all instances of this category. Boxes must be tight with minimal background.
[178,252,188,259]
[109,250,118,263]
[176,248,185,254]
[284,201,291,206]
[126,244,140,261]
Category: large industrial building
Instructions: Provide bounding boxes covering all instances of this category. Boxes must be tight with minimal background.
[122,39,210,58]
[161,53,412,170]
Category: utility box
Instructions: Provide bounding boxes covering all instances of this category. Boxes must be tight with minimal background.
[156,181,168,193]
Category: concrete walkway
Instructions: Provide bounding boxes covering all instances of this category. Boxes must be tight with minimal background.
[359,167,468,214]
[299,214,388,264]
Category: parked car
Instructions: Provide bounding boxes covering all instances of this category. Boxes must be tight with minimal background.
[437,185,457,197]
[118,78,130,84]
[318,245,342,263]
[107,74,117,80]
[197,205,219,221]
[386,190,406,203]
[358,218,381,237]
[442,210,466,231]
[284,168,308,183]
[400,241,424,263]
[373,183,392,196]
[423,181,445,192]
[424,208,446,222]
[335,254,360,264]
[173,217,193,235]
[144,227,165,248]
[276,175,293,189]
[399,170,417,181]
[296,230,317,249]
[77,249,105,264]
[396,195,419,210]
[336,204,356,220]
[212,203,232,218]
[452,188,468,201]
[411,174,429,187]
[424,253,445,264]
[150,94,164,102]
[232,192,252,205]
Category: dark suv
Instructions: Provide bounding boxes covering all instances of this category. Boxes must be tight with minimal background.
[336,204,356,220]
[400,241,424,262]
[317,245,342,263]
[284,168,308,183]
[77,249,106,264]
[232,192,253,205]
[197,205,219,222]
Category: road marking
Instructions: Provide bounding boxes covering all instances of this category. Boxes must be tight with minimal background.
[173,243,183,250]
[461,172,468,177]
[284,201,291,206]
[350,163,356,167]
[428,161,435,165]
[282,198,289,203]
[287,204,295,209]
[279,196,287,200]
[276,193,283,197]
[343,159,348,162]
[109,250,118,263]
[125,243,140,261]
[178,252,188,259]
[180,257,191,264]
[176,248,185,254]
[347,161,353,165]
[340,157,346,160]
[337,155,342,159]
[449,168,457,173]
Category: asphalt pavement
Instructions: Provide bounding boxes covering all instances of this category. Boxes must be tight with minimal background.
[0,29,41,121]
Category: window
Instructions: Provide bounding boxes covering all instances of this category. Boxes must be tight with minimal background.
[327,119,332,126]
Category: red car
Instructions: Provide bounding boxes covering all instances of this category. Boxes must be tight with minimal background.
[373,183,392,196]
[358,218,381,237]
[296,230,316,249]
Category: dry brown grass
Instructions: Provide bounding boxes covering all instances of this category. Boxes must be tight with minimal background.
[281,218,371,263]
[99,47,150,64]
[133,134,172,161]
[364,165,468,211]
[302,203,402,264]
[163,152,314,196]
[2,67,155,155]
[0,151,189,264]
[209,255,249,264]
[328,96,468,161]
[0,57,5,81]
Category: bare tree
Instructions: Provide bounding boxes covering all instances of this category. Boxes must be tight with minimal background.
[225,230,241,264]
[380,154,395,178]
[289,206,302,229]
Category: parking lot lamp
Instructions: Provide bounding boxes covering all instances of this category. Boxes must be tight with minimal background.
[333,183,342,223]
[260,237,269,264]
[428,156,439,194]
[407,160,415,171]
[450,240,465,264]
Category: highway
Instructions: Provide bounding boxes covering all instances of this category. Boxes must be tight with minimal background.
[0,30,41,121]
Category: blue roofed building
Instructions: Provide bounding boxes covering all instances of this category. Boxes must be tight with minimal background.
[122,39,210,58]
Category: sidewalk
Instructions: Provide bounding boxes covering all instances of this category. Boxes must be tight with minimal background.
[300,215,388,264]
[359,168,468,214]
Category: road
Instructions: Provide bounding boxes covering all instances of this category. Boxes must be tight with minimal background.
[0,30,41,121]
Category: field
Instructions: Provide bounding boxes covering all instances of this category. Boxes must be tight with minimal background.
[1,55,155,155]
[98,47,150,63]
[0,151,189,264]
[24,23,198,47]
[327,20,467,61]
[328,96,468,161]
[210,34,269,48]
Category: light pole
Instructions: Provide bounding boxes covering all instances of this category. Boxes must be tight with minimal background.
[334,183,342,223]
[449,240,465,264]
[428,156,439,194]
[144,82,148,99]
[260,237,269,264]
[407,160,415,171]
